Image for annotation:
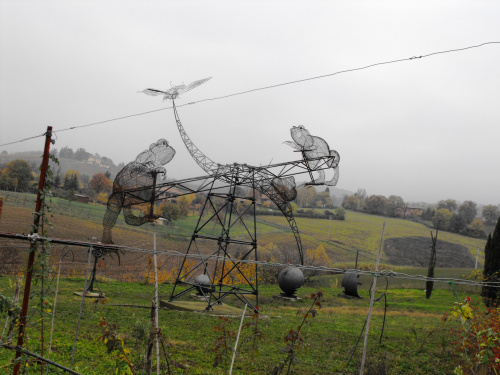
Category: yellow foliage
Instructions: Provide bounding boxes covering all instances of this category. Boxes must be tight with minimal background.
[259,242,278,261]
[449,301,473,322]
[64,169,82,188]
[142,257,180,284]
[213,259,260,285]
[180,193,196,206]
[305,244,331,267]
[97,192,109,205]
[468,218,485,232]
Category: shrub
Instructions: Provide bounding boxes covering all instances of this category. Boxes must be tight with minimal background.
[444,298,500,374]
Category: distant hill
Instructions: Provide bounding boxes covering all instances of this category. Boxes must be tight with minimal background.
[294,179,353,205]
[50,157,121,179]
[0,151,121,179]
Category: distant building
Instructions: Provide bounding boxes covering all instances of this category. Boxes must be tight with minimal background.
[74,194,90,204]
[407,206,424,216]
[87,155,110,168]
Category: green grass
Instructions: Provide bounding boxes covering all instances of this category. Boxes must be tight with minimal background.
[0,275,470,374]
[260,210,487,265]
[0,193,489,373]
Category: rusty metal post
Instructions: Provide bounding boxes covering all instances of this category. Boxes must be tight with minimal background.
[13,126,53,375]
[0,196,4,223]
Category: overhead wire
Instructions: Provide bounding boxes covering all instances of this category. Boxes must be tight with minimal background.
[1,41,499,147]
[1,232,498,288]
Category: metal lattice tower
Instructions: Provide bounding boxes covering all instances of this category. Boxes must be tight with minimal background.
[107,77,343,311]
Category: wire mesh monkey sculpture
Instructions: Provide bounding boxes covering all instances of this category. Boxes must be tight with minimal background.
[102,139,175,244]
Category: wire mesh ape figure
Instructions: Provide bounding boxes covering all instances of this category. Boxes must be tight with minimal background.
[102,139,176,244]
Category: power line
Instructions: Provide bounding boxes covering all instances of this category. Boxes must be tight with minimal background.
[1,41,499,148]
[0,132,49,147]
[1,232,498,288]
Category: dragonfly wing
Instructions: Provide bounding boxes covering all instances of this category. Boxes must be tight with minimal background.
[140,88,167,97]
[178,77,212,94]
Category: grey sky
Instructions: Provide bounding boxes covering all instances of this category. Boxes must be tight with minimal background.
[1,1,499,205]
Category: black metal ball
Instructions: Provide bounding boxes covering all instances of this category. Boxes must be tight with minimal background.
[278,266,304,296]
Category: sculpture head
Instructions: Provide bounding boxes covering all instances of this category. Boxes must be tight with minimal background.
[290,125,314,150]
[135,138,176,167]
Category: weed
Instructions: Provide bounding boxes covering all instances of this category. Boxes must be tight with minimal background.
[213,316,236,373]
[444,297,500,374]
[272,291,323,375]
[97,316,137,375]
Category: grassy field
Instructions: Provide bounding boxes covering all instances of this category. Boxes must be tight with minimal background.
[259,210,487,266]
[0,191,487,286]
[0,192,491,373]
[0,274,473,374]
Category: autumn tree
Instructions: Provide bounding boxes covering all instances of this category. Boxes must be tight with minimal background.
[0,159,33,191]
[177,196,190,217]
[89,173,112,195]
[481,217,500,307]
[304,245,331,279]
[449,213,467,233]
[482,205,500,226]
[295,186,317,208]
[59,146,74,159]
[466,218,486,238]
[458,200,478,225]
[190,193,206,214]
[74,147,91,161]
[386,195,405,217]
[355,188,367,208]
[437,199,457,213]
[433,208,453,230]
[159,201,187,224]
[342,195,360,210]
[100,156,115,167]
[63,169,81,188]
[365,195,388,216]
[312,190,333,208]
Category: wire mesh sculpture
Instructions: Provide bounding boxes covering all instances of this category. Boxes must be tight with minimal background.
[99,78,340,311]
[285,125,340,186]
[102,139,175,244]
[139,77,212,101]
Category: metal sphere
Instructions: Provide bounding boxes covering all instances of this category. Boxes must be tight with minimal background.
[278,266,304,296]
[195,274,212,295]
[195,274,211,286]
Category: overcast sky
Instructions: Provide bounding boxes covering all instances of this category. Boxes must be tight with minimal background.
[1,1,499,205]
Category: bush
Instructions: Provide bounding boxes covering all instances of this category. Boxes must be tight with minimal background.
[444,298,500,374]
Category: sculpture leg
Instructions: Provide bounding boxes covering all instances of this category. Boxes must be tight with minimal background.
[102,193,122,244]
[123,207,152,226]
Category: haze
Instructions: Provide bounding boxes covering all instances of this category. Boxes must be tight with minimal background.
[1,1,499,205]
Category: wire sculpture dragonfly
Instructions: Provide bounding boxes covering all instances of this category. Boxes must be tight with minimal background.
[139,77,212,100]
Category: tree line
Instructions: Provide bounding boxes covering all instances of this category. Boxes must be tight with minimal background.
[53,146,121,169]
[2,157,499,236]
[342,189,500,239]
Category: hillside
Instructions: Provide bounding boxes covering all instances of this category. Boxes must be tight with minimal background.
[0,193,486,279]
[0,151,121,178]
[257,210,487,267]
